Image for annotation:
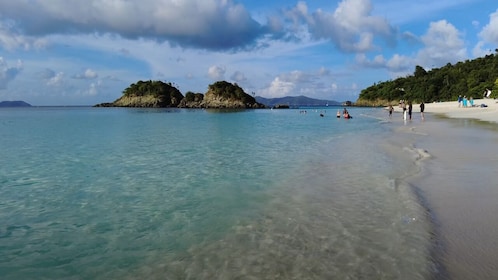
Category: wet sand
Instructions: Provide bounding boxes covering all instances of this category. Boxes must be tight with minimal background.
[389,99,498,279]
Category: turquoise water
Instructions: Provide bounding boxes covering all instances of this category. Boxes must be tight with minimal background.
[1,107,434,279]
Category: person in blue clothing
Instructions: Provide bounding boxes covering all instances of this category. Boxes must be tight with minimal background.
[457,95,462,107]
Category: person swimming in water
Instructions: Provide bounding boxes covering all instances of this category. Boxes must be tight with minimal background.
[343,108,351,119]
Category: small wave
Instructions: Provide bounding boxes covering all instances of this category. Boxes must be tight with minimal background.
[0,225,32,239]
[403,145,432,162]
[409,126,429,135]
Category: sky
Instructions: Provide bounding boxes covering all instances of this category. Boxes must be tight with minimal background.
[0,0,497,106]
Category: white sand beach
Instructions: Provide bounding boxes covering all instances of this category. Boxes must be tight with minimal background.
[387,98,498,279]
[389,98,498,123]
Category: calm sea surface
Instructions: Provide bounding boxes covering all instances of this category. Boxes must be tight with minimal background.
[1,107,435,279]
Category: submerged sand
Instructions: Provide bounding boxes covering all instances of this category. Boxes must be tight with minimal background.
[387,98,498,279]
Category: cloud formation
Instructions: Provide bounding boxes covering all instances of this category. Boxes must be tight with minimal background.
[207,65,226,80]
[417,20,466,67]
[356,19,466,78]
[0,0,400,53]
[74,69,98,80]
[0,0,264,50]
[283,0,396,52]
[0,57,23,89]
[46,71,65,87]
[479,9,498,45]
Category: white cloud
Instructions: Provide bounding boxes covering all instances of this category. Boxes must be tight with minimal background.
[230,71,247,83]
[285,0,396,52]
[0,20,48,51]
[386,54,413,74]
[46,72,65,87]
[0,0,264,50]
[74,69,98,79]
[356,53,386,68]
[479,9,498,45]
[472,41,492,57]
[259,69,346,99]
[416,20,466,67]
[262,76,296,98]
[86,80,102,96]
[207,65,226,80]
[0,57,23,89]
[358,19,467,79]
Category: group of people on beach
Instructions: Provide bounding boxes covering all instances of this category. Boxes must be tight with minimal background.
[457,95,474,107]
[388,100,424,120]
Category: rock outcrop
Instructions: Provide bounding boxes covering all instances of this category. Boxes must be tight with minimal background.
[178,92,204,108]
[200,81,265,109]
[95,80,266,109]
[95,80,183,108]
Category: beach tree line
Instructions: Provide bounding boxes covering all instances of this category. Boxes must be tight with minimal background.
[356,51,498,106]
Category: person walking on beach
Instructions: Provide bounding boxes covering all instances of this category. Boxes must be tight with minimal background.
[458,95,462,107]
[408,102,413,120]
[388,105,393,118]
[420,102,425,120]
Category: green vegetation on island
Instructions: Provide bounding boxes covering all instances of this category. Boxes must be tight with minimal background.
[356,51,498,106]
[114,80,183,107]
[202,81,264,108]
[95,80,265,109]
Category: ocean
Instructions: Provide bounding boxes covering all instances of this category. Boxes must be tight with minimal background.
[1,106,439,279]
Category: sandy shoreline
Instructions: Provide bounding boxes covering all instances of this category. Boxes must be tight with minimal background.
[387,98,498,279]
[388,98,498,123]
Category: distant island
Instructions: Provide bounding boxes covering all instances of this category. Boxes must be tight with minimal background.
[256,96,340,108]
[95,80,343,109]
[95,80,265,109]
[0,101,32,107]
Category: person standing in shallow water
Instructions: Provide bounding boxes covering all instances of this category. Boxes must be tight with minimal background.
[402,101,407,120]
[420,102,425,120]
[408,102,413,120]
[388,105,393,118]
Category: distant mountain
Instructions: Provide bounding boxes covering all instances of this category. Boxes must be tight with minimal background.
[255,95,340,107]
[0,101,32,107]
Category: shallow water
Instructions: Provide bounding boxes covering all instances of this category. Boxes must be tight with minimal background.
[1,107,435,279]
[393,116,498,280]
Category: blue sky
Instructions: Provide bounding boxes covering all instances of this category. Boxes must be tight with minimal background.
[0,0,497,105]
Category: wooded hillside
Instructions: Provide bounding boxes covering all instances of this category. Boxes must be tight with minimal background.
[356,51,498,106]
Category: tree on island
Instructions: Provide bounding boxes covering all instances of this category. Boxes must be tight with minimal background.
[112,80,183,107]
[203,81,264,108]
